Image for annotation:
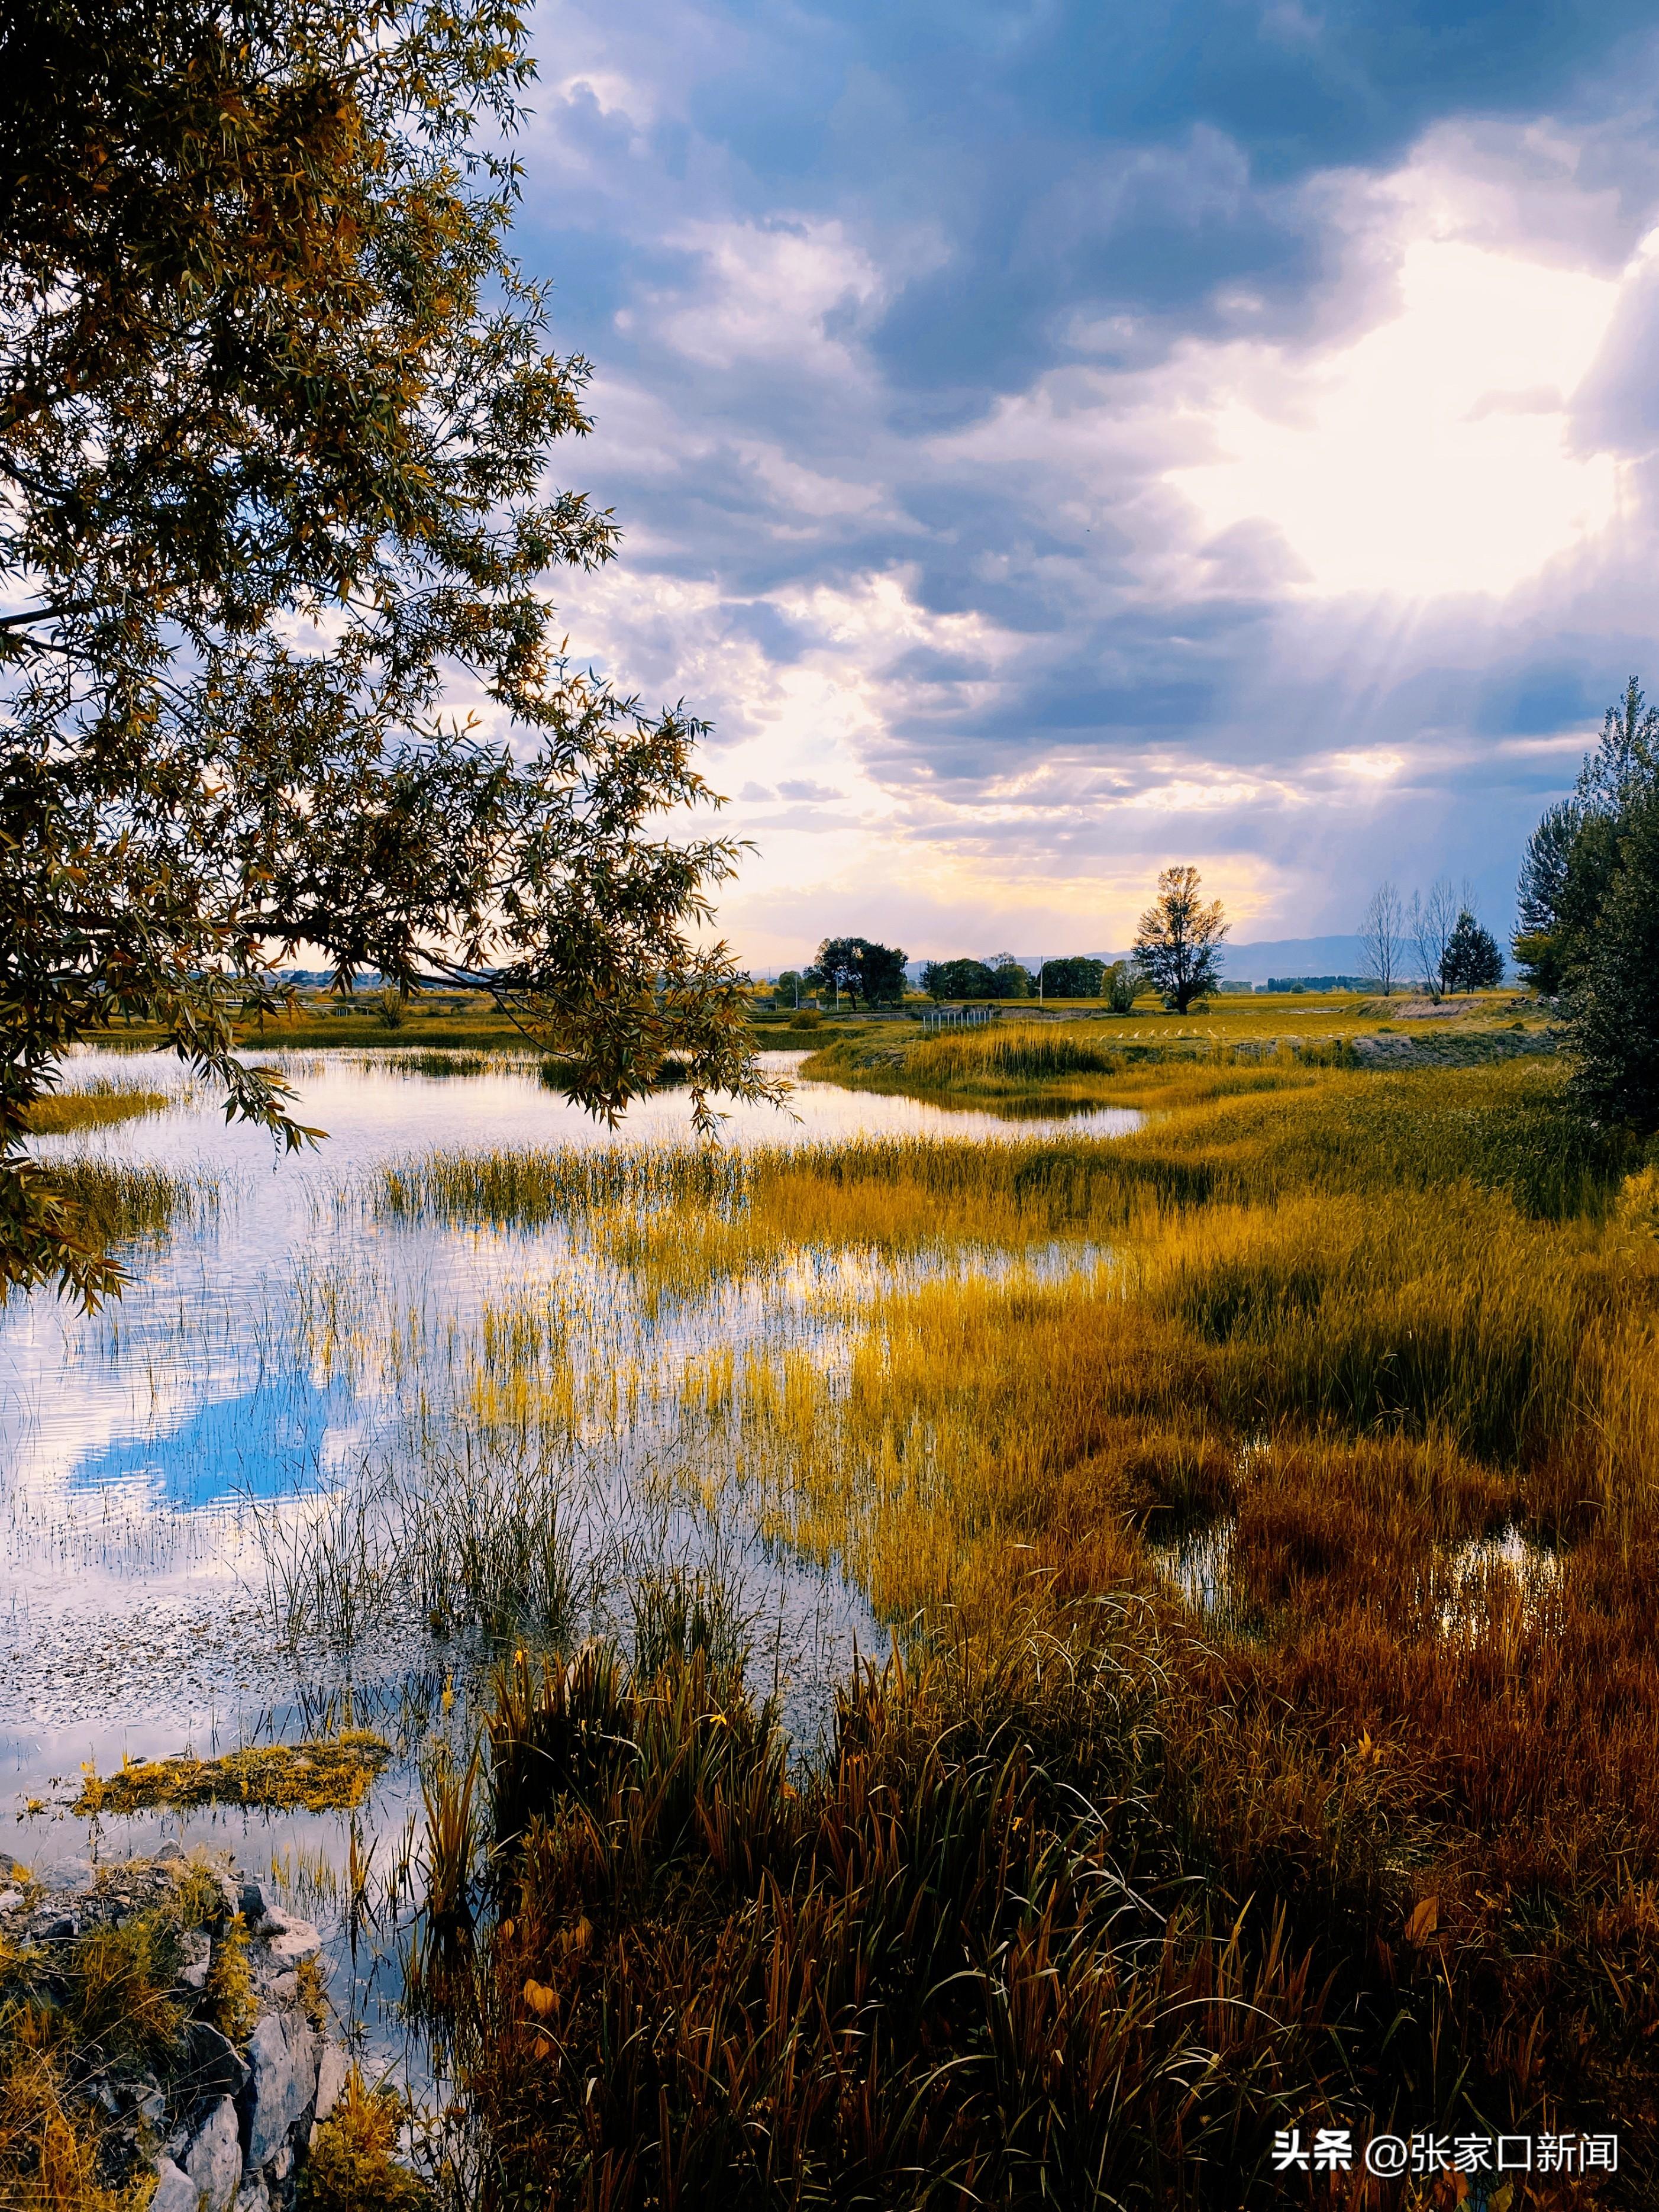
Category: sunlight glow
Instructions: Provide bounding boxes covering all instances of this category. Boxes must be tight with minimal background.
[1169,240,1622,597]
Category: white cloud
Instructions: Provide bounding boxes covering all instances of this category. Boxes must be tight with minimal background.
[1167,237,1623,597]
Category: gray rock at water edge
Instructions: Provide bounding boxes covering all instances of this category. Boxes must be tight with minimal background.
[0,1887,22,1914]
[184,2021,251,2103]
[314,2042,348,2124]
[262,1906,322,1963]
[157,1839,186,1863]
[185,2094,243,2212]
[151,2158,201,2212]
[240,2007,321,2168]
[238,1877,268,1925]
[37,1857,93,1894]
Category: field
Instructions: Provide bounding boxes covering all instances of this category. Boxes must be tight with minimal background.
[12,1026,1652,2207]
[399,1042,1655,2208]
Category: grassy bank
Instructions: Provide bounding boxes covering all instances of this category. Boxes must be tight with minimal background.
[800,1002,1555,1106]
[403,1052,1655,2207]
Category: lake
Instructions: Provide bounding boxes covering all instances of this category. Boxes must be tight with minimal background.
[2,1046,1141,2063]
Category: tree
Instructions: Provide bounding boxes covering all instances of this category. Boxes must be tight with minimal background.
[1441,910,1503,992]
[1,0,772,1307]
[987,955,1033,999]
[1563,781,1659,1131]
[774,970,803,1010]
[923,959,998,1001]
[1102,961,1141,1015]
[812,938,908,1008]
[1409,879,1460,1002]
[1038,957,1105,999]
[1507,678,1659,1127]
[1132,868,1228,1013]
[1359,881,1404,995]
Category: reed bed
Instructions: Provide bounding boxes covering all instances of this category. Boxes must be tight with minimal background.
[414,1613,1325,2210]
[23,1079,173,1135]
[399,1048,1659,2201]
[49,1159,212,1247]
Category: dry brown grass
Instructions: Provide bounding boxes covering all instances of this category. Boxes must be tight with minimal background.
[407,1052,1658,2203]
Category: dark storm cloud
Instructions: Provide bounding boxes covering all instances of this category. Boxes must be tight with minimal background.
[508,0,1659,943]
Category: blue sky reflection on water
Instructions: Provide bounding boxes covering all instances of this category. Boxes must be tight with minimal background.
[0,1046,1139,2070]
[2,1048,1137,1798]
[65,1369,362,1508]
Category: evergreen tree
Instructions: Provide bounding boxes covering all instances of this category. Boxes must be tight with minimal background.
[1515,679,1659,1129]
[1442,910,1503,992]
[1566,784,1659,1131]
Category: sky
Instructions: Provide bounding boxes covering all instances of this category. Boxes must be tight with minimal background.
[505,0,1659,969]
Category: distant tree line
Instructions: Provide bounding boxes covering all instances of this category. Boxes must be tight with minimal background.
[802,937,908,1008]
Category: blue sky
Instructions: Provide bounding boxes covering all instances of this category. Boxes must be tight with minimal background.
[502,0,1659,966]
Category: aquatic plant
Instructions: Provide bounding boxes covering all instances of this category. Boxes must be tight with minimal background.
[414,1612,1325,2209]
[74,1731,390,1815]
[23,1081,172,1135]
[300,2068,435,2210]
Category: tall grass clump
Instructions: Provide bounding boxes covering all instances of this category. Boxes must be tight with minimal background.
[251,1436,597,1650]
[24,1078,173,1136]
[44,1159,211,1249]
[413,1604,1326,2211]
[379,1143,748,1230]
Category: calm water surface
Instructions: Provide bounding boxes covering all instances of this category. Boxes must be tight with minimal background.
[2,1048,1140,2058]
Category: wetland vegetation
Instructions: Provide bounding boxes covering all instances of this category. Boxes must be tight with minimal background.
[9,1013,1655,2207]
[384,1028,1653,2207]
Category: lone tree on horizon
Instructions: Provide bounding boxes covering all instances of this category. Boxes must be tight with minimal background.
[0,0,773,1307]
[1132,866,1229,1013]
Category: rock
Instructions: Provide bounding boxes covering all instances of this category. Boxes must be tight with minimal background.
[37,1858,93,1894]
[156,1840,186,1863]
[184,2022,250,2104]
[313,2043,348,2124]
[177,1928,212,1991]
[0,1888,21,1913]
[240,2008,320,2168]
[262,1907,321,1964]
[185,2094,243,2212]
[233,2179,271,2212]
[151,2158,201,2212]
[237,1878,267,1924]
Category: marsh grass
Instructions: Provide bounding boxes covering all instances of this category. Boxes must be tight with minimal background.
[414,1608,1325,2211]
[24,1079,173,1136]
[50,1159,214,1247]
[250,1436,618,1653]
[383,1046,1659,2196]
[74,1731,390,1815]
